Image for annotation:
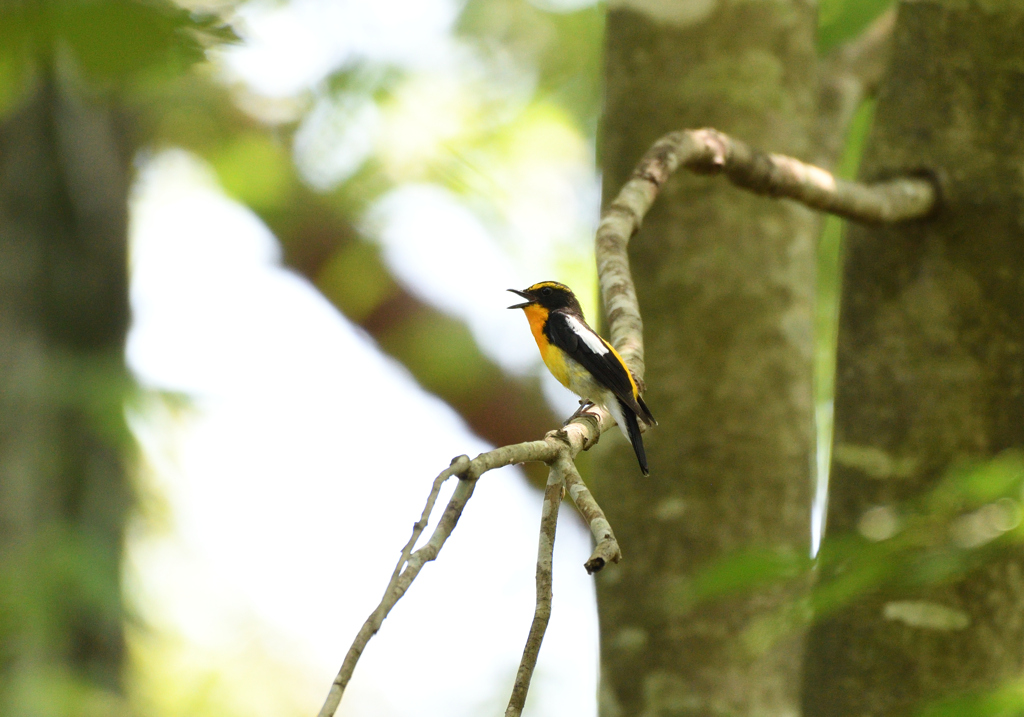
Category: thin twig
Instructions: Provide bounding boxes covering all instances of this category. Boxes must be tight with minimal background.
[316,421,609,717]
[387,455,468,588]
[564,464,622,574]
[505,456,568,717]
[317,458,476,717]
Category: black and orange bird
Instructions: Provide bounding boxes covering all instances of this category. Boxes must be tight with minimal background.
[508,281,656,475]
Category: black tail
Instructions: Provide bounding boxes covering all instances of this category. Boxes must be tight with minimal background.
[619,398,649,476]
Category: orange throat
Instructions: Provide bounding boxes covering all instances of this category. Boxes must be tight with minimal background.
[522,305,570,388]
[523,304,549,349]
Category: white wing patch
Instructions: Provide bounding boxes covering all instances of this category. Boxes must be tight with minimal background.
[565,315,610,355]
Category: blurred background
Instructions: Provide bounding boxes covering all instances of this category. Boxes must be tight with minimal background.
[0,0,901,716]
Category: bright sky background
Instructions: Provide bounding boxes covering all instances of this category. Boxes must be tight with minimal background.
[123,0,602,715]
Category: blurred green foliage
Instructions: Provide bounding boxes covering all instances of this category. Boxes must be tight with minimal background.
[457,0,604,130]
[819,0,894,51]
[0,0,234,97]
[0,3,235,717]
[918,681,1024,717]
[379,311,492,399]
[0,523,131,715]
[209,132,296,211]
[663,547,812,616]
[0,527,122,659]
[815,99,874,408]
[669,452,1024,645]
[317,241,398,322]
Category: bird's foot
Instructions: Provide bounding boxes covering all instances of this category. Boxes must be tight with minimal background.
[563,400,598,426]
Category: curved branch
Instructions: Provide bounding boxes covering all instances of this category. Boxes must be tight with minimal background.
[596,126,936,379]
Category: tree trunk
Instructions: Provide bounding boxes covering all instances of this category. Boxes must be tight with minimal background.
[593,2,818,714]
[0,67,132,711]
[803,2,1024,714]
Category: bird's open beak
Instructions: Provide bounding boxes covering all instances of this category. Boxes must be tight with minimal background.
[507,288,533,309]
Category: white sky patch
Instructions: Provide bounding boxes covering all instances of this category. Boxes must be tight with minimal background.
[375,72,481,182]
[359,108,602,381]
[126,150,598,717]
[365,183,542,374]
[491,113,600,274]
[292,94,380,190]
[526,0,600,12]
[219,0,601,394]
[221,0,461,98]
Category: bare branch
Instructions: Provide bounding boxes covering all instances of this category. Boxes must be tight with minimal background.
[565,463,622,574]
[597,125,936,379]
[505,456,568,717]
[317,456,474,717]
[387,455,467,588]
[317,414,612,717]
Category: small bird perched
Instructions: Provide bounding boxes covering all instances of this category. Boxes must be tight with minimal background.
[508,281,656,475]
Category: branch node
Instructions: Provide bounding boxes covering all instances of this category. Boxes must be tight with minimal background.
[547,427,573,451]
[584,537,623,575]
[452,454,478,481]
[573,413,603,451]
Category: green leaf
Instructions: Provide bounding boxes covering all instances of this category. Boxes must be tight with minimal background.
[818,0,893,53]
[0,1,239,84]
[918,681,1024,717]
[664,547,812,614]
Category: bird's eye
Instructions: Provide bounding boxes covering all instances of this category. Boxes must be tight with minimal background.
[541,287,553,296]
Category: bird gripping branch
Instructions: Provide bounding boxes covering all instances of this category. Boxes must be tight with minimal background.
[509,281,656,475]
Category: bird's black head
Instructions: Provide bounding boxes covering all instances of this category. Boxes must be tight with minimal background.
[507,281,583,314]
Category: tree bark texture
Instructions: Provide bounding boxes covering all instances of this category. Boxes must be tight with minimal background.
[594,1,818,715]
[803,2,1024,715]
[0,69,132,709]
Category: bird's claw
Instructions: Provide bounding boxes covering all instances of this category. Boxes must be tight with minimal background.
[563,400,598,426]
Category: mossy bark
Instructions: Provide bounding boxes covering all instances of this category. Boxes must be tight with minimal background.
[803,2,1024,715]
[0,71,132,710]
[594,2,818,715]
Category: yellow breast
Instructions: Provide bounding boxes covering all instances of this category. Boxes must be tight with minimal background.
[523,305,570,388]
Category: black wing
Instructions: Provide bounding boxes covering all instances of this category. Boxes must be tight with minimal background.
[545,310,652,423]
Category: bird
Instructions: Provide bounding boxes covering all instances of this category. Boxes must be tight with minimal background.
[508,281,656,475]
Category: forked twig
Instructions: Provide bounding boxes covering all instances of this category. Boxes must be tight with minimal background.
[316,422,608,717]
